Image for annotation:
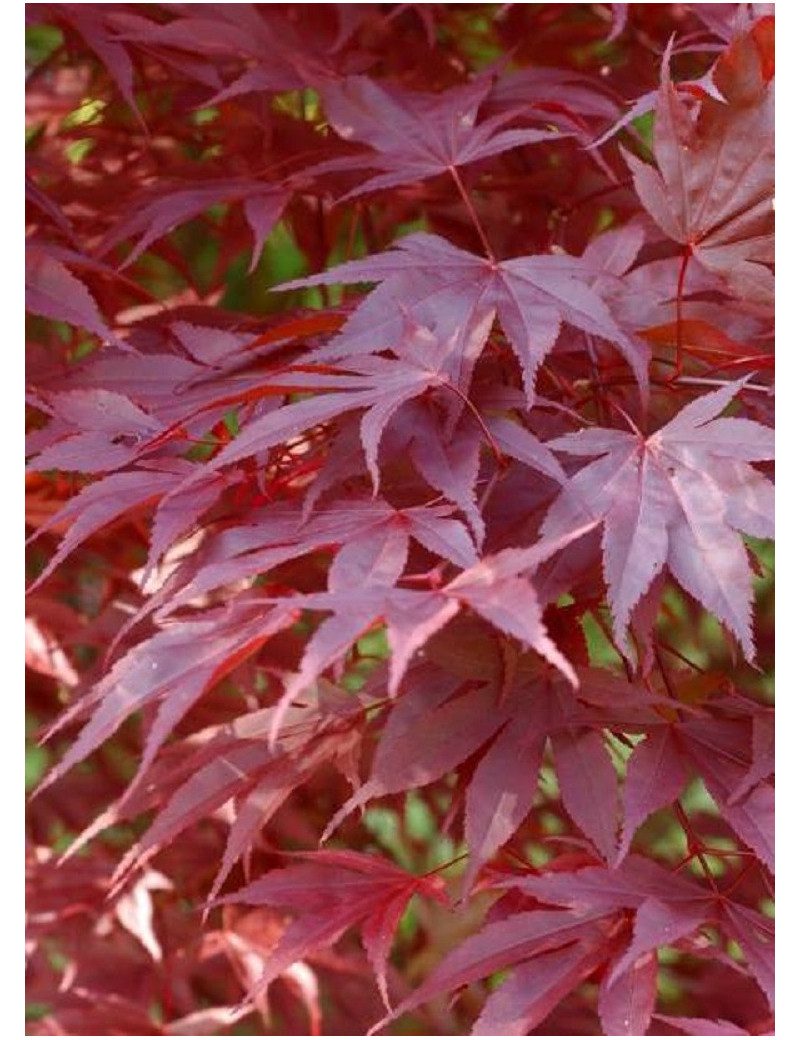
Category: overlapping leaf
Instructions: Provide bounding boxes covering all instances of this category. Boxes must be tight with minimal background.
[279,231,648,400]
[37,598,296,797]
[308,75,561,199]
[255,526,592,749]
[223,851,447,1009]
[625,21,775,303]
[542,380,774,658]
[98,180,290,271]
[25,6,774,1035]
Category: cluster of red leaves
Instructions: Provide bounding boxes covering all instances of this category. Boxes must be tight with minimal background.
[26,4,774,1036]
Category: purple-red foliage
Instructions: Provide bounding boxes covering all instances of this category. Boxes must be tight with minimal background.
[26,4,774,1035]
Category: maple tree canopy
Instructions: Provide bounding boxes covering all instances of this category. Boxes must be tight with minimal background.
[26,4,774,1036]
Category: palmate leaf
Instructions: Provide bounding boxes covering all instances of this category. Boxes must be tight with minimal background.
[36,598,297,799]
[279,231,648,401]
[550,728,620,865]
[221,851,447,1010]
[625,20,774,303]
[43,4,142,116]
[139,496,479,626]
[381,857,730,1037]
[26,387,164,473]
[174,312,494,494]
[26,464,183,591]
[462,711,546,896]
[542,379,774,659]
[98,179,290,271]
[617,726,688,863]
[263,523,595,747]
[377,906,615,1034]
[615,706,774,871]
[323,662,656,875]
[109,685,368,901]
[306,74,561,199]
[25,459,232,592]
[679,717,775,871]
[511,855,715,913]
[597,950,658,1037]
[472,942,610,1036]
[721,902,775,1009]
[322,678,513,843]
[25,6,774,1035]
[26,248,121,348]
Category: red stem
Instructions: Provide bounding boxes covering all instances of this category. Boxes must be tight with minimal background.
[434,375,504,466]
[673,800,721,896]
[673,247,692,379]
[449,165,496,263]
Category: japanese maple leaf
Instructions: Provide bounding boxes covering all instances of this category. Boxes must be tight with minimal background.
[26,388,163,474]
[222,851,447,1010]
[105,5,339,96]
[175,313,494,494]
[32,328,301,436]
[26,461,197,592]
[26,246,121,349]
[263,523,594,747]
[542,380,774,659]
[101,685,368,902]
[471,942,612,1036]
[529,855,774,1012]
[376,899,617,1034]
[98,179,289,272]
[612,692,773,871]
[720,901,774,1009]
[625,23,774,303]
[617,726,688,863]
[323,674,517,844]
[47,4,141,117]
[37,598,296,799]
[498,857,718,1030]
[307,75,560,199]
[139,496,479,626]
[280,232,647,401]
[513,843,712,912]
[486,66,620,133]
[333,661,637,882]
[679,716,774,872]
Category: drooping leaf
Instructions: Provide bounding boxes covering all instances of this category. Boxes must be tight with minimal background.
[26,249,119,347]
[462,712,546,894]
[550,727,619,864]
[223,851,447,1005]
[26,465,184,591]
[607,896,711,985]
[680,717,775,870]
[99,180,289,270]
[721,902,775,1009]
[37,599,296,796]
[27,388,163,474]
[266,523,594,746]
